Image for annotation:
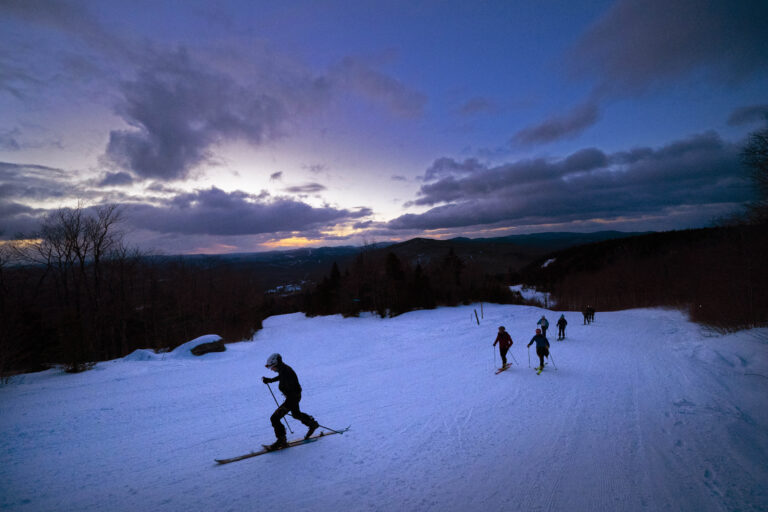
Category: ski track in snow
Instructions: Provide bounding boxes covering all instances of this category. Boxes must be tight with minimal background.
[1,305,767,511]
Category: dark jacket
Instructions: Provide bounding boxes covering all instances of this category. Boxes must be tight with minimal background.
[265,362,302,398]
[494,330,513,350]
[557,316,567,327]
[527,334,550,349]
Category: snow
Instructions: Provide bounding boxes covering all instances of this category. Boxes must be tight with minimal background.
[510,284,552,306]
[1,304,767,512]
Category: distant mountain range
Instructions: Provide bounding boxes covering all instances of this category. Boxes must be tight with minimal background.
[159,231,649,290]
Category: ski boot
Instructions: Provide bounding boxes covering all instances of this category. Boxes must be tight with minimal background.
[268,437,288,451]
[304,419,319,440]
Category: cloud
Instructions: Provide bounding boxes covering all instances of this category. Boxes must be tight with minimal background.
[330,56,426,118]
[270,172,283,181]
[0,161,77,202]
[728,104,768,127]
[124,187,370,236]
[569,0,768,95]
[283,183,327,194]
[423,157,485,181]
[513,102,599,145]
[99,171,134,187]
[104,49,288,181]
[389,131,749,231]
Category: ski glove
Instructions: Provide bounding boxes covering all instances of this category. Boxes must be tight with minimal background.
[262,376,271,384]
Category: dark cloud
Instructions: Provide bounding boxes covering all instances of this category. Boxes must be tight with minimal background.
[0,200,42,237]
[99,171,134,187]
[423,157,485,181]
[105,49,287,181]
[391,175,407,182]
[570,0,768,95]
[124,187,370,236]
[0,161,76,201]
[270,172,283,181]
[513,102,599,145]
[728,105,768,127]
[389,131,749,231]
[331,56,426,118]
[283,183,326,194]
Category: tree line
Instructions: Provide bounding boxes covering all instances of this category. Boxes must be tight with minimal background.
[0,210,520,378]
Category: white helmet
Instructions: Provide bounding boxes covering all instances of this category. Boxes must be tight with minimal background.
[266,353,282,367]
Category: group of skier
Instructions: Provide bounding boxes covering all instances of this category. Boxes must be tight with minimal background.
[493,311,577,373]
[261,309,592,450]
[583,305,595,324]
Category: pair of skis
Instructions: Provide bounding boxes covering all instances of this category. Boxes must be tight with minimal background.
[215,426,351,465]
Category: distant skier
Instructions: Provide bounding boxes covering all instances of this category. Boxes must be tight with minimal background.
[588,306,595,323]
[262,353,319,450]
[493,326,513,368]
[582,306,590,325]
[537,315,549,337]
[527,328,550,371]
[556,314,567,341]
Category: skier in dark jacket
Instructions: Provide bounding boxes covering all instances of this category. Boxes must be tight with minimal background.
[556,314,567,341]
[262,353,319,450]
[527,329,550,371]
[493,326,513,368]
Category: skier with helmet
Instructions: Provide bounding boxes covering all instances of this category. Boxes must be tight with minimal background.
[262,353,319,450]
[536,315,550,337]
[556,314,567,341]
[493,326,513,369]
[527,328,550,372]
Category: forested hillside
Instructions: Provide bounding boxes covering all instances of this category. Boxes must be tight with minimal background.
[516,224,768,329]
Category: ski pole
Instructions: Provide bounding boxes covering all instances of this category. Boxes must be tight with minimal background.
[548,350,558,370]
[527,346,531,368]
[266,382,293,433]
[493,345,497,368]
[288,419,348,435]
[508,350,519,366]
[284,413,349,435]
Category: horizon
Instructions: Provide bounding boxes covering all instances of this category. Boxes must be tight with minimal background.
[2,1,767,254]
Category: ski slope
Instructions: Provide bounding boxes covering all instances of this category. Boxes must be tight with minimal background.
[1,305,767,511]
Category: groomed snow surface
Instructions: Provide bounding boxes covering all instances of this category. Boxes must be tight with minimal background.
[2,304,767,512]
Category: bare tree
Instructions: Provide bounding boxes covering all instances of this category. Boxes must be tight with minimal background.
[11,203,128,371]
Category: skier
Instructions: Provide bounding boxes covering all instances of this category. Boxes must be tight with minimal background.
[582,306,590,325]
[527,328,550,371]
[493,326,513,368]
[262,353,319,450]
[556,314,567,341]
[537,315,549,337]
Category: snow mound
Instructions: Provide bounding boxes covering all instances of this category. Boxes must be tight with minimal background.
[167,334,223,359]
[122,349,159,362]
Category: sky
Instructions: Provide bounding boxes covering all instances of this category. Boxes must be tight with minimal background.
[1,0,767,254]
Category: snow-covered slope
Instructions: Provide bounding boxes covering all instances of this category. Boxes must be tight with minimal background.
[1,305,766,511]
